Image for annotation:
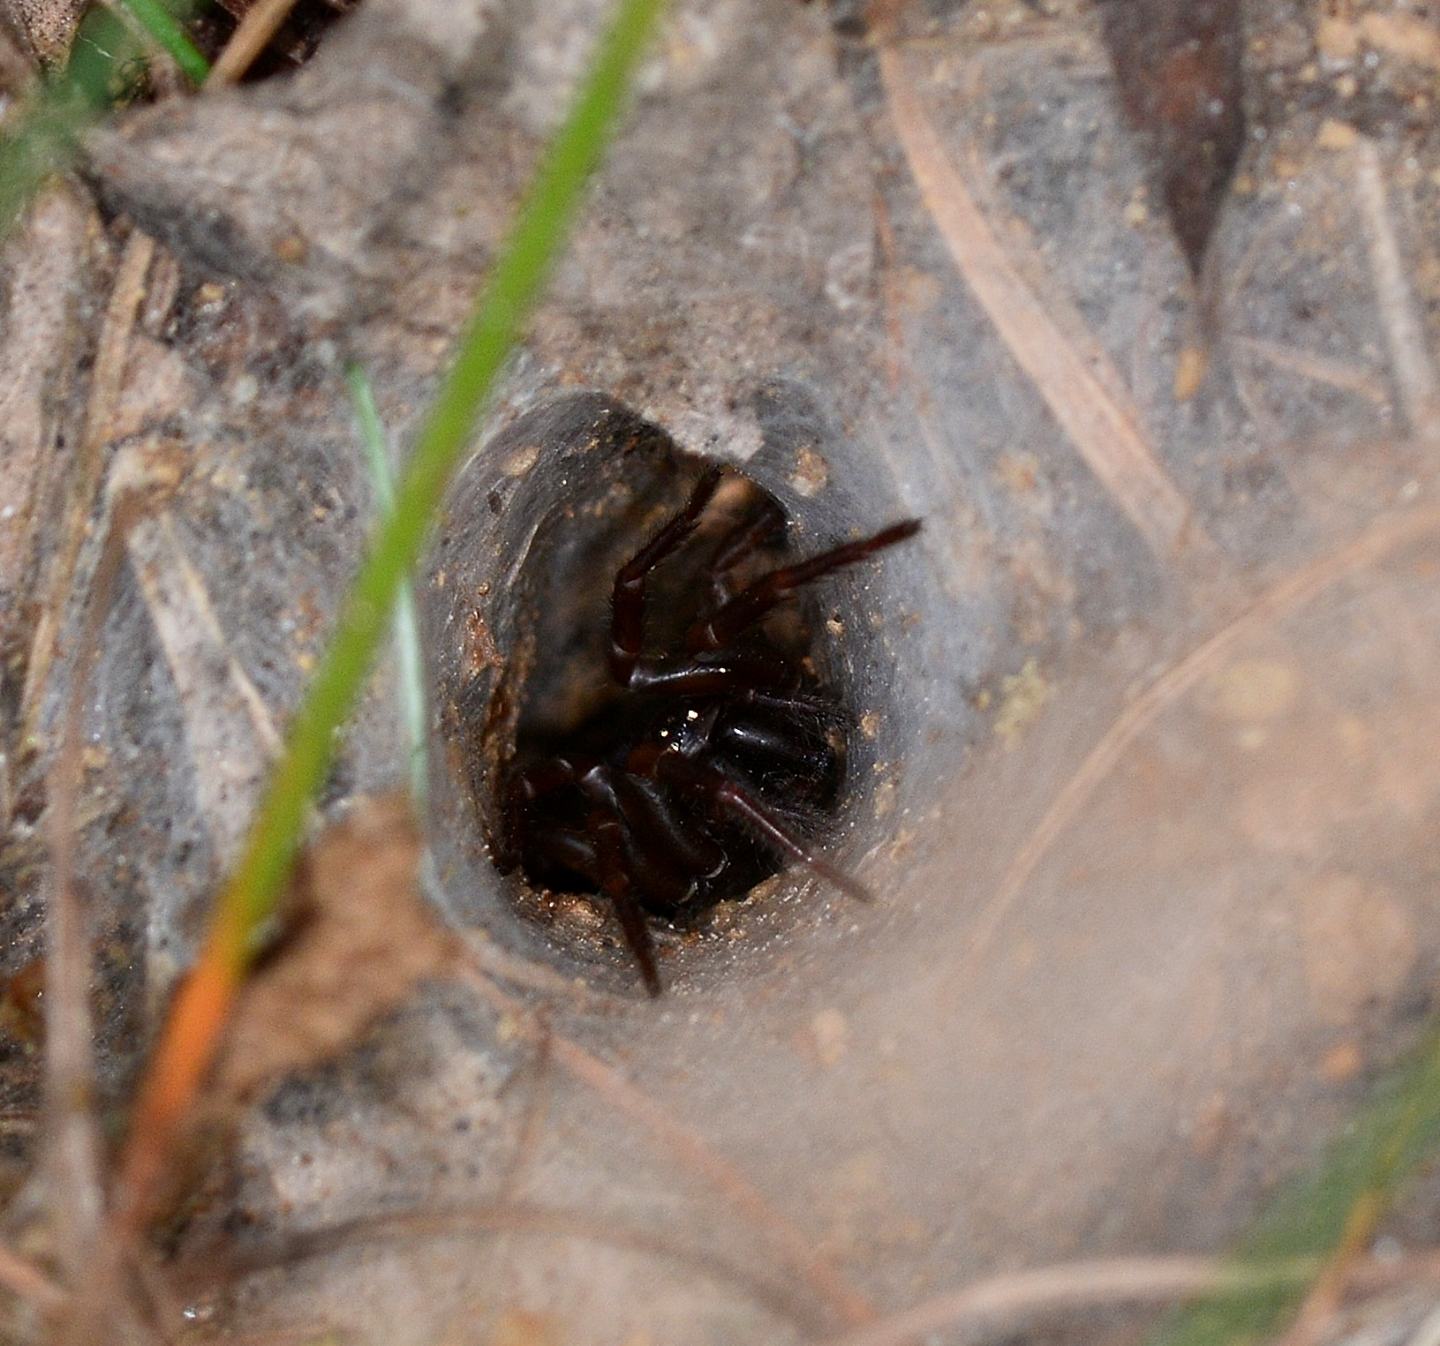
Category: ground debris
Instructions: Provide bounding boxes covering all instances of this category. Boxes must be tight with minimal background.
[211,793,456,1106]
[1098,0,1246,277]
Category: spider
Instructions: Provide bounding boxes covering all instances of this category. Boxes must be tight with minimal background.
[498,464,920,995]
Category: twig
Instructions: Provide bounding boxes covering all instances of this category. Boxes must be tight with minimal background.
[956,503,1440,995]
[44,491,148,1282]
[0,1240,67,1314]
[1353,137,1440,439]
[206,0,300,87]
[875,41,1209,562]
[460,963,876,1328]
[807,1251,1440,1346]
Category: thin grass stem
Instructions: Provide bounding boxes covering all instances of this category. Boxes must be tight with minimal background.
[347,363,428,806]
[1149,1022,1440,1346]
[112,0,669,1229]
[113,0,210,84]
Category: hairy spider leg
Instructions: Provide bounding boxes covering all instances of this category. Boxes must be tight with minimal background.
[739,686,847,723]
[609,465,726,685]
[503,755,596,869]
[622,648,793,697]
[686,518,923,654]
[655,752,873,903]
[512,751,726,926]
[715,715,836,782]
[510,754,670,993]
[588,810,663,996]
[610,770,727,891]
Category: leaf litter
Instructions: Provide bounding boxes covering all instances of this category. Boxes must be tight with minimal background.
[1098,0,1246,279]
[209,793,455,1109]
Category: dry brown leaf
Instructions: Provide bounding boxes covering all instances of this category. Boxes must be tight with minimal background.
[211,794,456,1104]
[0,956,46,1048]
[1099,0,1245,276]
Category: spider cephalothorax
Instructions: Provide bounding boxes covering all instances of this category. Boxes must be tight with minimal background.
[499,465,920,995]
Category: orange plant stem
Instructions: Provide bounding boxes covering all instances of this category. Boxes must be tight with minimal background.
[111,920,243,1231]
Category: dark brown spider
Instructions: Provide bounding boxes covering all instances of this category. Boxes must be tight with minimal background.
[498,465,920,995]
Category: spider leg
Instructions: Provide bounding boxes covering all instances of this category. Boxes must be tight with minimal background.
[579,764,724,910]
[510,756,596,801]
[612,769,727,890]
[716,716,836,782]
[502,755,597,869]
[610,466,725,686]
[705,493,787,603]
[509,759,685,992]
[655,754,873,903]
[587,809,663,997]
[519,758,712,909]
[625,649,794,698]
[685,518,922,653]
[739,687,846,724]
[527,825,600,881]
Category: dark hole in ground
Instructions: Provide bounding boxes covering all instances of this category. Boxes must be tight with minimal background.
[424,393,920,996]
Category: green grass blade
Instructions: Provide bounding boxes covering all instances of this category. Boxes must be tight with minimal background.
[347,363,429,807]
[1149,1024,1440,1346]
[215,0,668,953]
[0,2,202,238]
[0,94,79,238]
[114,0,211,85]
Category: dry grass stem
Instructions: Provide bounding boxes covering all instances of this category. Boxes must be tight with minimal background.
[206,0,302,86]
[44,492,149,1282]
[207,1202,820,1334]
[808,1250,1440,1346]
[460,931,613,1004]
[124,507,281,870]
[1232,336,1391,407]
[460,962,876,1328]
[20,230,154,737]
[494,1023,552,1203]
[811,1255,1265,1346]
[961,502,1440,991]
[1353,137,1440,438]
[876,42,1207,562]
[0,1240,67,1314]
